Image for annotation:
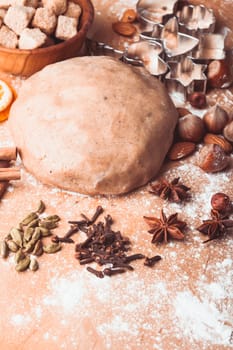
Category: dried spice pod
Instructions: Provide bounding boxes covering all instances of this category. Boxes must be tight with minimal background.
[43,242,61,254]
[39,227,52,237]
[14,249,26,264]
[39,220,58,229]
[203,105,229,134]
[32,239,44,256]
[177,114,205,143]
[15,256,30,272]
[9,227,23,247]
[198,144,230,173]
[36,200,46,214]
[0,240,9,258]
[29,257,39,271]
[112,21,137,37]
[167,141,196,160]
[45,215,61,222]
[24,227,35,242]
[6,240,19,253]
[204,133,232,154]
[20,212,38,226]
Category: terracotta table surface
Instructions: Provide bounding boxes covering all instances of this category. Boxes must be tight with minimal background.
[0,1,233,350]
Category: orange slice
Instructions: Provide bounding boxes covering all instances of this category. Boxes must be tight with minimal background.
[0,80,16,122]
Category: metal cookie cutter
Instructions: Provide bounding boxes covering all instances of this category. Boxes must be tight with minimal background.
[176,4,216,38]
[136,0,180,26]
[86,39,168,79]
[165,56,207,100]
[140,17,199,61]
[191,33,226,62]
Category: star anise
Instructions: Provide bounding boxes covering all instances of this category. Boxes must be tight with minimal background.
[149,177,190,203]
[143,210,186,243]
[197,209,233,243]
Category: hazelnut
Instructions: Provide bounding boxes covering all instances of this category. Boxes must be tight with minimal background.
[176,107,190,118]
[203,105,229,134]
[198,144,230,173]
[211,192,232,214]
[188,92,207,109]
[177,114,205,143]
[223,121,233,143]
[207,60,233,89]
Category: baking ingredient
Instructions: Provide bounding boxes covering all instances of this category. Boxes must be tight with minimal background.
[223,121,233,142]
[120,9,137,23]
[143,210,186,244]
[0,79,13,113]
[188,92,207,109]
[207,60,232,89]
[167,141,196,160]
[112,21,136,36]
[203,134,232,154]
[144,255,162,267]
[9,56,178,195]
[203,105,229,134]
[149,177,190,203]
[177,114,205,143]
[211,193,232,214]
[197,209,233,243]
[198,144,230,173]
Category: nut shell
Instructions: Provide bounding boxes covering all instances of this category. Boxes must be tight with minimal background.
[207,60,232,88]
[198,144,230,173]
[223,121,233,143]
[177,114,205,143]
[211,192,231,213]
[188,92,207,109]
[204,133,233,154]
[203,105,229,134]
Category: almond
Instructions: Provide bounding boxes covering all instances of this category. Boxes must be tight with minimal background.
[120,9,137,23]
[198,144,230,173]
[112,21,136,37]
[204,133,232,154]
[167,142,196,160]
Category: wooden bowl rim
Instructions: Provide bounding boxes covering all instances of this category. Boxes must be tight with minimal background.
[0,0,94,56]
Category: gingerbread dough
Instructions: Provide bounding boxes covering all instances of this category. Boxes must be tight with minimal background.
[9,56,178,195]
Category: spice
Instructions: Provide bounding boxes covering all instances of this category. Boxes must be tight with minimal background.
[210,193,232,214]
[197,209,233,243]
[144,255,162,267]
[86,266,104,279]
[149,177,190,203]
[143,210,186,243]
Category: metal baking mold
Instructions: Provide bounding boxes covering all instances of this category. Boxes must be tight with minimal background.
[191,33,226,62]
[176,4,216,38]
[140,17,199,60]
[136,0,179,26]
[86,39,168,78]
[165,56,207,99]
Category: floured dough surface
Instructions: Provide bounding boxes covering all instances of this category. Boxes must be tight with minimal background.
[9,56,178,195]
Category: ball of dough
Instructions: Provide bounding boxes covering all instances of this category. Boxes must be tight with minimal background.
[9,56,178,195]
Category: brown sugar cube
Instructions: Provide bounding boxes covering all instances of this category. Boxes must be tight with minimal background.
[4,5,35,35]
[18,27,47,49]
[42,0,67,15]
[0,24,18,48]
[32,7,57,35]
[64,1,81,18]
[55,15,78,40]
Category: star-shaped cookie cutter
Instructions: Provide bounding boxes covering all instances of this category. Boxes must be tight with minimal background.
[165,56,207,99]
[140,17,199,61]
[176,4,216,38]
[136,0,180,25]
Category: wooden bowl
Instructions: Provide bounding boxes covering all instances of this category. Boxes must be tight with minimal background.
[0,0,94,77]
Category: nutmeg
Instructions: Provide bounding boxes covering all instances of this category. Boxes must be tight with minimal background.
[198,144,230,173]
[211,192,232,213]
[223,120,233,143]
[177,114,205,143]
[203,105,229,134]
[188,92,207,109]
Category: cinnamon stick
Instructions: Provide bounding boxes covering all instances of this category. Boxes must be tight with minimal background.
[0,181,9,198]
[0,167,21,181]
[0,147,17,161]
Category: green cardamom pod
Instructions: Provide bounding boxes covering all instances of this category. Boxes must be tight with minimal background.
[0,240,9,258]
[27,218,40,228]
[38,227,51,237]
[36,200,46,214]
[20,212,38,226]
[29,257,39,271]
[31,227,41,243]
[23,241,35,253]
[24,227,35,242]
[45,215,61,222]
[14,249,26,264]
[6,240,19,252]
[32,239,43,256]
[39,220,58,229]
[10,228,23,247]
[15,256,30,272]
[43,242,61,254]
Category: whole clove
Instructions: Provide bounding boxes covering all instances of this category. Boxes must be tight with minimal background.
[144,255,162,267]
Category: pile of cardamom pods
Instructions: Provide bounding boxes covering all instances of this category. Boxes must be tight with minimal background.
[0,201,62,272]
